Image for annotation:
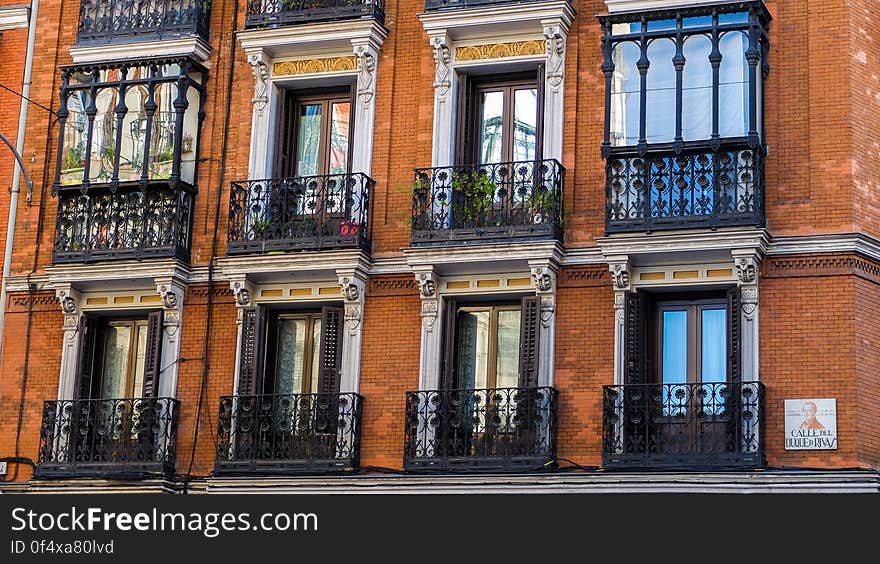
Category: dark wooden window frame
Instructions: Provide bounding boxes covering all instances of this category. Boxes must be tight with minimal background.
[451,303,521,391]
[263,311,323,396]
[654,297,728,385]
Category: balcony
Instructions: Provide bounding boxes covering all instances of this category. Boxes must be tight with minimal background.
[76,0,211,46]
[52,183,193,264]
[244,0,385,28]
[424,0,547,10]
[605,141,765,234]
[404,387,558,472]
[411,159,564,246]
[215,393,363,475]
[602,381,766,470]
[227,173,372,255]
[35,397,180,479]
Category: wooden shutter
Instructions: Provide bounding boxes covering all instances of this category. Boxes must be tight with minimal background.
[518,296,541,388]
[726,287,742,383]
[141,310,164,398]
[317,306,344,395]
[238,306,266,396]
[535,63,545,162]
[275,91,294,177]
[624,291,649,385]
[454,73,472,166]
[440,298,457,390]
[74,315,99,400]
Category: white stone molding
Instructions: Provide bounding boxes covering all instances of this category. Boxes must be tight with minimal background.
[529,262,558,387]
[604,0,735,14]
[69,37,211,65]
[154,277,187,398]
[239,19,387,180]
[731,250,761,383]
[606,257,631,386]
[419,1,574,166]
[54,285,83,402]
[414,268,443,391]
[336,269,367,394]
[0,5,28,31]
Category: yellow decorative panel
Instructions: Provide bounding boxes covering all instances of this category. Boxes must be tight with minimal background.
[273,56,358,76]
[261,289,284,297]
[639,272,666,281]
[86,297,108,305]
[318,287,341,295]
[707,268,734,278]
[446,281,471,290]
[290,288,313,297]
[507,277,532,287]
[476,279,501,288]
[113,296,134,304]
[140,295,162,303]
[673,270,699,279]
[455,41,545,62]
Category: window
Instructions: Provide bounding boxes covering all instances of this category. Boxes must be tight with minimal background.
[656,300,727,386]
[601,3,769,148]
[55,58,206,188]
[77,312,164,401]
[276,90,352,178]
[457,72,543,166]
[264,313,323,396]
[442,297,539,391]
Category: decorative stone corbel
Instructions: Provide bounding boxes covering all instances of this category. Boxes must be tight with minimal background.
[731,249,762,382]
[229,279,255,324]
[155,280,184,337]
[55,286,82,340]
[430,35,453,100]
[248,52,270,117]
[530,265,557,329]
[338,270,367,332]
[353,44,376,108]
[543,23,566,92]
[416,270,440,330]
[609,260,632,292]
[528,261,559,387]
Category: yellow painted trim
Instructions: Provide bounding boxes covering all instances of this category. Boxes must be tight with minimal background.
[290,288,313,297]
[507,277,532,287]
[446,281,471,290]
[639,272,666,281]
[476,279,501,288]
[673,270,699,279]
[261,289,284,297]
[140,295,162,304]
[318,287,341,295]
[273,56,357,76]
[707,268,734,278]
[85,297,109,305]
[113,296,135,304]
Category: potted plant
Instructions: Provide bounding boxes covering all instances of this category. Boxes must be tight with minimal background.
[529,186,556,225]
[452,170,497,227]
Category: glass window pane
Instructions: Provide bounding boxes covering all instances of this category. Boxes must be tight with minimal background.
[719,31,749,137]
[513,89,537,161]
[646,38,676,143]
[701,308,727,382]
[180,84,200,184]
[682,16,713,29]
[133,323,148,398]
[328,102,350,175]
[296,104,323,177]
[455,310,490,390]
[310,319,322,395]
[148,82,177,180]
[120,85,147,181]
[100,325,132,399]
[89,88,117,183]
[479,91,504,164]
[718,12,749,25]
[60,92,89,185]
[611,41,641,146]
[647,19,677,32]
[275,318,307,395]
[611,22,639,35]
[661,310,688,385]
[495,310,521,389]
[682,34,713,141]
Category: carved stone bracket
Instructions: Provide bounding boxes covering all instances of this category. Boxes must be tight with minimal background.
[735,256,758,284]
[338,271,367,332]
[353,45,376,108]
[543,24,566,92]
[414,269,440,330]
[608,260,632,292]
[530,264,557,329]
[155,280,184,337]
[732,252,760,319]
[248,53,270,117]
[55,287,82,340]
[229,279,255,324]
[430,35,453,100]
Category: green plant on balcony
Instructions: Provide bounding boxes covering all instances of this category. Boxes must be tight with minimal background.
[451,170,497,227]
[60,144,86,185]
[529,186,556,225]
[251,217,273,239]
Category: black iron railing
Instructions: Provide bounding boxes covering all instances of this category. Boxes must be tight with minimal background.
[244,0,385,28]
[215,393,363,475]
[424,0,544,10]
[411,159,564,245]
[602,381,766,469]
[76,0,211,46]
[35,397,180,478]
[52,183,193,263]
[404,387,558,472]
[227,173,372,255]
[605,141,765,233]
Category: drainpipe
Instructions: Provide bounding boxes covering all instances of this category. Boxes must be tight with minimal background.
[0,0,40,368]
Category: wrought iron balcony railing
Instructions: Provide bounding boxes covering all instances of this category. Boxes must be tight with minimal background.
[215,393,363,475]
[602,381,766,469]
[404,387,558,472]
[605,140,765,233]
[411,159,564,245]
[35,397,180,479]
[244,0,385,28]
[76,0,211,46]
[227,173,372,255]
[52,183,193,264]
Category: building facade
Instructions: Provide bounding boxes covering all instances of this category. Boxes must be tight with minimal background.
[0,0,878,493]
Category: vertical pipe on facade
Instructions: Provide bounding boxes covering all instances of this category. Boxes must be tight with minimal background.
[0,0,40,369]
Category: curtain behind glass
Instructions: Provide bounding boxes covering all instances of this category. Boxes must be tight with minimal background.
[611,42,641,146]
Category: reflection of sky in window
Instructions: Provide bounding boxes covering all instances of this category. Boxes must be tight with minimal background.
[480,89,537,163]
[701,308,726,381]
[662,310,687,385]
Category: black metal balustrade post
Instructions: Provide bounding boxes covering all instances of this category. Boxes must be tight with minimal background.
[411,159,564,245]
[35,397,180,478]
[227,173,373,255]
[602,381,766,469]
[404,387,558,472]
[215,393,363,474]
